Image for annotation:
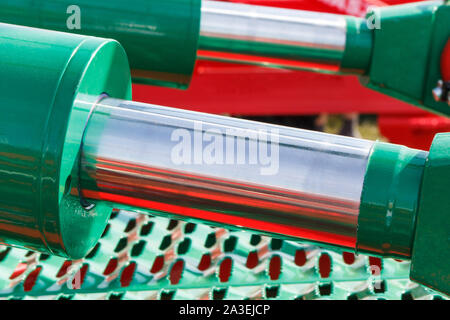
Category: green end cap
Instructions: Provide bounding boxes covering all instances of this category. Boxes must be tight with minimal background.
[410,133,450,296]
[0,24,131,259]
[357,142,428,259]
[341,17,373,75]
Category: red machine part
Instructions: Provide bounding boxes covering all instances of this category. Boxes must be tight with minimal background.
[132,0,447,150]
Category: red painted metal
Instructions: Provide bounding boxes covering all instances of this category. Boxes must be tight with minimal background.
[131,0,447,150]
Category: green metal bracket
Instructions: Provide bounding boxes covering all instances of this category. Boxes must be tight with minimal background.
[361,1,450,116]
[357,142,428,259]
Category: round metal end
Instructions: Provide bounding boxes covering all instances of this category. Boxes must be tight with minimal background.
[0,24,132,259]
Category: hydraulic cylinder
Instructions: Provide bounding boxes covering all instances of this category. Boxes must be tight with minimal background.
[0,1,448,116]
[0,23,448,295]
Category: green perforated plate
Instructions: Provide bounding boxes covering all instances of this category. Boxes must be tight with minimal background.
[0,210,445,300]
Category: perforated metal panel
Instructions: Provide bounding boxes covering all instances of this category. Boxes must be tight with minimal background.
[0,210,445,300]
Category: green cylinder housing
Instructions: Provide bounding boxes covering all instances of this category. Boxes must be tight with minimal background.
[0,0,201,89]
[0,23,132,259]
[340,16,373,74]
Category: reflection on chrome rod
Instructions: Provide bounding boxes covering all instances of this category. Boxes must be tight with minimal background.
[80,97,373,249]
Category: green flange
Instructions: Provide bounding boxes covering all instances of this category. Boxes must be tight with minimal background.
[410,133,450,295]
[0,23,131,259]
[0,0,201,89]
[361,1,450,116]
[357,142,428,259]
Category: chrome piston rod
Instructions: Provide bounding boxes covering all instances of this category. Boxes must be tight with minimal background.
[198,0,372,73]
[80,97,373,249]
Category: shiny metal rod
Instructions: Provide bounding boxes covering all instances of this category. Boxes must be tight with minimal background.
[198,0,363,73]
[80,97,374,249]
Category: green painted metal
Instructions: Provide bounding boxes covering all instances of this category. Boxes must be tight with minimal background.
[358,137,450,296]
[357,142,428,259]
[0,0,201,89]
[200,15,373,74]
[0,210,445,300]
[362,1,450,116]
[410,133,450,295]
[198,27,346,73]
[198,13,373,74]
[0,23,132,259]
[0,7,447,297]
[340,17,373,75]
